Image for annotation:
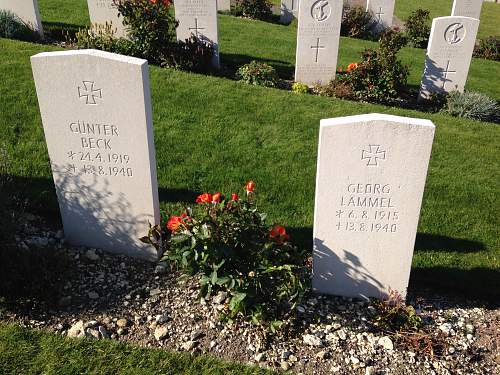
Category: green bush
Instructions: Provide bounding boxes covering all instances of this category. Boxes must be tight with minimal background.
[441,91,499,123]
[141,182,306,326]
[341,5,372,39]
[292,82,309,94]
[404,8,431,49]
[332,29,409,103]
[0,10,38,41]
[232,0,272,21]
[72,23,133,54]
[474,36,500,61]
[114,0,177,64]
[237,61,279,87]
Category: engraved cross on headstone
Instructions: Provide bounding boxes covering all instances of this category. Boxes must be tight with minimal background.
[441,60,457,89]
[311,37,325,63]
[376,7,384,22]
[189,18,205,39]
[362,145,386,166]
[78,81,102,105]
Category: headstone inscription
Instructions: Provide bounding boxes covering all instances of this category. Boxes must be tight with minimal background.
[313,114,435,299]
[217,0,231,11]
[175,0,220,68]
[295,0,343,86]
[366,0,395,31]
[418,16,479,100]
[0,0,43,37]
[31,50,160,261]
[452,0,484,20]
[280,0,300,24]
[87,0,127,38]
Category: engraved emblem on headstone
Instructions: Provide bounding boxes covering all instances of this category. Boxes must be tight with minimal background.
[311,37,325,63]
[444,23,465,44]
[311,0,331,22]
[441,60,457,89]
[361,145,386,166]
[78,81,102,105]
[189,17,205,38]
[375,7,384,23]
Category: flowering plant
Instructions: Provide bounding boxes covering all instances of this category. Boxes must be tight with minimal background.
[141,181,306,326]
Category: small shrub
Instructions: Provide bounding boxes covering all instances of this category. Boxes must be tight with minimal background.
[474,36,500,61]
[237,61,278,87]
[374,290,423,333]
[232,0,272,21]
[141,181,306,326]
[404,8,431,48]
[332,30,409,103]
[164,36,215,72]
[292,82,309,94]
[72,23,133,54]
[313,79,356,100]
[341,5,372,39]
[0,10,38,41]
[441,91,500,122]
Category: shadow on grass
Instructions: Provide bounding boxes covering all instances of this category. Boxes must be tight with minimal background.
[288,226,496,304]
[42,21,86,42]
[219,53,294,80]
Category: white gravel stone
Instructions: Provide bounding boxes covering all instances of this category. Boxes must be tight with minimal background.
[303,334,323,347]
[154,326,169,341]
[378,336,394,350]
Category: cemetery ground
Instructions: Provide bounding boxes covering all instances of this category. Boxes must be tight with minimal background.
[1,1,499,374]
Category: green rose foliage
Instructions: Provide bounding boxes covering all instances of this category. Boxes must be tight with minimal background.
[334,29,409,103]
[142,188,306,326]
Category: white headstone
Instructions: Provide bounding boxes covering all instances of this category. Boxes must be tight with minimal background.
[31,50,160,261]
[313,114,435,299]
[217,0,230,11]
[452,0,484,19]
[0,0,43,37]
[87,0,127,38]
[419,16,479,100]
[295,0,343,86]
[175,0,220,68]
[366,0,395,31]
[280,0,300,24]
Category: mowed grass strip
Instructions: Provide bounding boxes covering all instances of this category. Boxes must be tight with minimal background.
[1,37,498,300]
[0,323,274,375]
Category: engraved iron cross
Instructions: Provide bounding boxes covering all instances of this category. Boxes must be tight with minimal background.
[362,145,386,166]
[78,81,102,105]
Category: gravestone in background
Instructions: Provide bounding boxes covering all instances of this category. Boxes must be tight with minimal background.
[280,0,300,24]
[419,16,479,100]
[175,0,220,68]
[366,0,395,32]
[452,0,484,19]
[31,49,160,261]
[295,0,343,86]
[87,0,127,38]
[217,0,230,11]
[0,0,43,37]
[313,114,435,299]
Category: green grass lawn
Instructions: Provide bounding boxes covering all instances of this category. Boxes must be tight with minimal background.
[0,323,274,375]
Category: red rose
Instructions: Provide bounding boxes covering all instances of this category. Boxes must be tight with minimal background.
[167,215,182,232]
[269,225,290,245]
[196,193,212,203]
[231,193,239,201]
[245,180,255,194]
[212,192,222,203]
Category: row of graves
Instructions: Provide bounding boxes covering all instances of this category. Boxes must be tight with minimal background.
[29,46,435,300]
[1,0,490,100]
[0,0,491,299]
